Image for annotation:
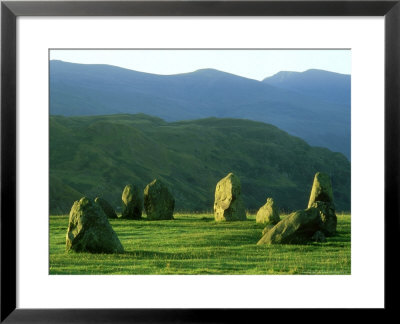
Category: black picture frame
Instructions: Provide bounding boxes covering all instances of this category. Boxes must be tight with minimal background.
[1,0,399,322]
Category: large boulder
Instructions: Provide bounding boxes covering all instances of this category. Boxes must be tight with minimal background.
[121,184,143,219]
[143,179,175,220]
[256,198,280,224]
[307,172,334,208]
[214,173,246,221]
[66,197,124,253]
[95,197,117,219]
[257,207,322,245]
[311,201,337,236]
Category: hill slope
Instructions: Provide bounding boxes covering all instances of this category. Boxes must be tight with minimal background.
[50,114,350,215]
[50,61,350,159]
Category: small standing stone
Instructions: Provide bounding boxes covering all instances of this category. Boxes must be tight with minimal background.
[256,198,280,224]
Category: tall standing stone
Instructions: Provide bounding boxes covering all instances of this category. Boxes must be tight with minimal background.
[256,198,280,224]
[143,179,175,220]
[95,197,118,219]
[66,197,124,253]
[307,172,334,208]
[121,184,143,219]
[214,173,246,221]
[307,172,337,236]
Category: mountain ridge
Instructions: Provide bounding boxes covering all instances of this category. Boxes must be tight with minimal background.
[50,60,351,159]
[263,68,351,105]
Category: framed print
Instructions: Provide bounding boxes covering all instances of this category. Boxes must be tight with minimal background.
[1,0,399,322]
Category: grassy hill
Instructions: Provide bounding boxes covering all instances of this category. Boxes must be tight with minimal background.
[50,114,350,214]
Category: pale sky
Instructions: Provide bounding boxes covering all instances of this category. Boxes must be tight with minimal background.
[50,49,351,80]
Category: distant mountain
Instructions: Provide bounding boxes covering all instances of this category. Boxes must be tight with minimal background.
[50,114,350,215]
[50,61,351,159]
[262,69,351,105]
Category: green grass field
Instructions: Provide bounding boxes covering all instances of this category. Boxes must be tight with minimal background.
[49,213,351,275]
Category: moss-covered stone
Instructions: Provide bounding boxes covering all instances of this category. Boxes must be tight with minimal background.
[256,197,280,224]
[94,197,117,219]
[307,172,334,208]
[214,173,246,221]
[121,184,142,219]
[257,207,321,245]
[66,197,124,253]
[144,179,175,220]
[311,201,337,236]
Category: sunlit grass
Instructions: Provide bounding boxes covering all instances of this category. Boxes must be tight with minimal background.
[49,213,351,275]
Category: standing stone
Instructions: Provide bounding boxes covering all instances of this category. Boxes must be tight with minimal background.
[66,197,124,253]
[256,198,280,224]
[311,201,337,236]
[307,172,334,207]
[95,197,118,219]
[257,207,322,245]
[143,179,174,220]
[214,173,246,221]
[307,172,337,236]
[121,184,143,219]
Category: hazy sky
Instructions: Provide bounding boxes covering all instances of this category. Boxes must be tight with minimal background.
[50,49,351,80]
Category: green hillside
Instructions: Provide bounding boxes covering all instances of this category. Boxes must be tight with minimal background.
[50,114,350,215]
